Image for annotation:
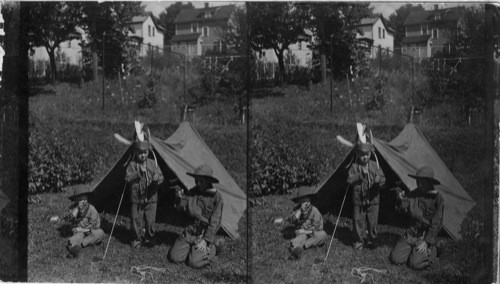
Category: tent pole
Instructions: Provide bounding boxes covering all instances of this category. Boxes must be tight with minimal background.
[99,182,127,262]
[324,184,350,262]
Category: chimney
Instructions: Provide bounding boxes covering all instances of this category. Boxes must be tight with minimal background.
[205,2,209,9]
[434,4,439,10]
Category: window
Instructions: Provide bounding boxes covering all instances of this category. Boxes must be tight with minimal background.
[148,25,151,37]
[192,23,198,33]
[432,28,438,39]
[421,25,428,35]
[434,13,441,21]
[68,41,71,48]
[203,26,209,37]
[205,11,211,18]
[298,41,302,50]
[378,27,381,39]
[411,44,416,51]
[153,27,155,37]
[383,29,385,39]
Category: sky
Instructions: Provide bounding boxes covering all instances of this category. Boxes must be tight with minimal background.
[143,1,478,18]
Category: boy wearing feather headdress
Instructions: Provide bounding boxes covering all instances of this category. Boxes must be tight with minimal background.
[347,140,386,250]
[125,140,164,248]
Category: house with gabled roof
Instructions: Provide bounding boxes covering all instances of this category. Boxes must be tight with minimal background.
[356,15,395,58]
[172,3,235,58]
[401,5,462,59]
[129,14,164,57]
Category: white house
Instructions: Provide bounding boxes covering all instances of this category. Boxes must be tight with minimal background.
[356,16,394,58]
[129,15,164,57]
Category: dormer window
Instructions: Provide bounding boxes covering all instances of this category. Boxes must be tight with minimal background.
[434,13,441,20]
[205,11,211,18]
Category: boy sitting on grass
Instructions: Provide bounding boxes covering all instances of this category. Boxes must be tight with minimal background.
[64,185,105,258]
[285,186,327,259]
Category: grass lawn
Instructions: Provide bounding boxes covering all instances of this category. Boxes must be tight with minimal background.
[251,195,483,283]
[28,193,247,283]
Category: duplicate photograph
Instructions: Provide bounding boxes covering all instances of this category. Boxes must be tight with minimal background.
[249,2,498,283]
[26,1,247,283]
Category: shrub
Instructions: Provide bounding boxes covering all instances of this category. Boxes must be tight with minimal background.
[250,124,334,197]
[28,128,94,193]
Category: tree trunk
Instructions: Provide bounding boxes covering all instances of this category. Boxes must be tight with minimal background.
[46,46,57,82]
[276,49,286,86]
[91,14,98,82]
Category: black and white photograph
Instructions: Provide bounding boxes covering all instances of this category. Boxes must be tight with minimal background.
[0,1,498,283]
[24,1,247,282]
[248,2,498,283]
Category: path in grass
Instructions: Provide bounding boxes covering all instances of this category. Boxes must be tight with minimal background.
[251,195,483,283]
[28,193,247,283]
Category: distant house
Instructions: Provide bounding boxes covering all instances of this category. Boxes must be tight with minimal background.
[172,3,235,58]
[355,15,395,58]
[257,30,313,68]
[128,15,164,57]
[401,5,461,59]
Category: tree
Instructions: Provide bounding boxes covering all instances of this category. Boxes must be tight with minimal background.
[24,2,81,82]
[214,5,247,55]
[306,3,372,81]
[76,2,144,78]
[248,2,310,84]
[388,4,424,52]
[158,2,194,50]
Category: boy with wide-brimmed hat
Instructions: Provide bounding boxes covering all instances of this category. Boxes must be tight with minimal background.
[125,140,164,248]
[169,164,224,269]
[65,184,105,258]
[286,186,327,259]
[347,141,386,250]
[390,166,445,270]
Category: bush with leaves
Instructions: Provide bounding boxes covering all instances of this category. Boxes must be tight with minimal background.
[28,128,93,194]
[250,125,323,196]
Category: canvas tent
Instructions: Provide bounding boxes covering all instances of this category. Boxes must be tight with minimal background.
[0,189,9,213]
[91,122,246,239]
[314,123,475,240]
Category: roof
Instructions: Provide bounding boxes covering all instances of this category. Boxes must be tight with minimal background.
[171,33,202,42]
[404,7,461,26]
[174,5,235,24]
[130,15,165,32]
[401,35,432,44]
[357,17,380,26]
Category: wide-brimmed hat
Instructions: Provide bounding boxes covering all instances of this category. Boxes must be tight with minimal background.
[355,142,373,154]
[187,164,219,184]
[133,140,151,153]
[290,186,316,203]
[68,184,94,201]
[408,166,441,185]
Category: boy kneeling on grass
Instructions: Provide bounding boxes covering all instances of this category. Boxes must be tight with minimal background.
[286,186,327,259]
[389,166,444,270]
[169,164,225,269]
[64,185,105,258]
